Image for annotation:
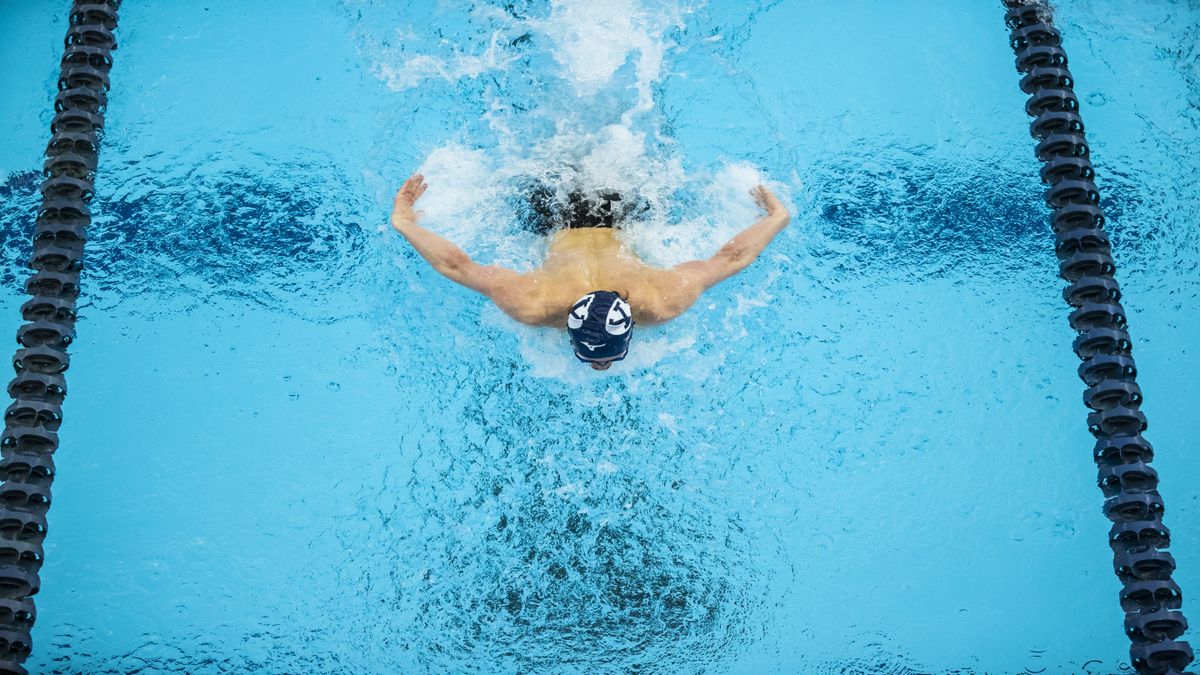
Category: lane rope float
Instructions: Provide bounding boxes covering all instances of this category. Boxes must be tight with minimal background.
[0,2,120,673]
[1001,2,1193,673]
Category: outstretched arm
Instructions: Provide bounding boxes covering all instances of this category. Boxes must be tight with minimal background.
[390,174,539,318]
[674,185,791,290]
[638,184,790,324]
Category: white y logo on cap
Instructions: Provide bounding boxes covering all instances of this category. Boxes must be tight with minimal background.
[606,298,633,335]
[568,293,595,330]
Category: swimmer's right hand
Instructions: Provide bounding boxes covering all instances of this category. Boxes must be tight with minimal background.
[750,185,786,218]
[391,173,428,232]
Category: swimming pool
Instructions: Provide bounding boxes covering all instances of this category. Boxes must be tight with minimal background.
[1,0,1198,672]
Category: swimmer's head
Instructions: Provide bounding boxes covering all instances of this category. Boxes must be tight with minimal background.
[567,291,634,370]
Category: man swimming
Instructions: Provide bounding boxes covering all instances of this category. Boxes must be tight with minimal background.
[390,173,790,370]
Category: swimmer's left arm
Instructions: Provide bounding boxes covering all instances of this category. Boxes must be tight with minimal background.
[655,184,790,320]
[696,184,790,285]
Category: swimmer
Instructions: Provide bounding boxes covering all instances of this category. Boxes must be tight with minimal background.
[390,173,790,370]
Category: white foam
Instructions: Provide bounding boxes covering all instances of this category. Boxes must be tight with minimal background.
[540,0,646,93]
[414,144,502,245]
[624,161,778,267]
[370,14,521,91]
[536,0,690,118]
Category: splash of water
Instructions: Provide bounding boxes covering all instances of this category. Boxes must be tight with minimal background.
[361,0,793,375]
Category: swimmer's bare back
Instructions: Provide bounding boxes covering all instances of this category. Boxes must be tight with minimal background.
[389,173,791,326]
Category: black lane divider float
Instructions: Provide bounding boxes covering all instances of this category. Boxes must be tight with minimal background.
[0,2,119,673]
[1002,2,1193,674]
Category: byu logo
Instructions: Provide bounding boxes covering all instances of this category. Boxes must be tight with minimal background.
[568,293,595,330]
[606,298,633,335]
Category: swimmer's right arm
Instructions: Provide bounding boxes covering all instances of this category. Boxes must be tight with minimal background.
[390,174,484,281]
[390,174,544,321]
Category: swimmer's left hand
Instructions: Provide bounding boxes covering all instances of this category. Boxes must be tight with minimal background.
[391,173,428,232]
[750,185,785,218]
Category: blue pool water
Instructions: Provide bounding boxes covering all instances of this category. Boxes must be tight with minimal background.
[2,1,1199,672]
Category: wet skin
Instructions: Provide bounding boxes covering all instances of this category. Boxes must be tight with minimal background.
[390,173,790,362]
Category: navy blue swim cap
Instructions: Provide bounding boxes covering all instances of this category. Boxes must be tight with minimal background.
[567,291,634,361]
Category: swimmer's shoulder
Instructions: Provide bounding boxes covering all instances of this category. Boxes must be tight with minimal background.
[628,267,706,325]
[491,270,574,327]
